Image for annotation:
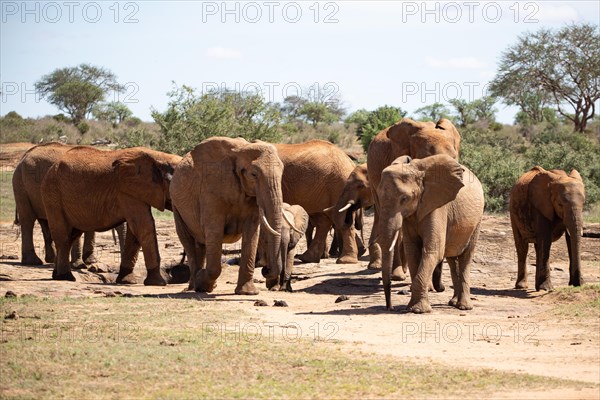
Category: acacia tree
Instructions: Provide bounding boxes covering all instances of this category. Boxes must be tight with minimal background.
[491,23,600,132]
[35,64,124,125]
[347,105,406,152]
[92,101,133,126]
[413,102,451,122]
[449,97,498,127]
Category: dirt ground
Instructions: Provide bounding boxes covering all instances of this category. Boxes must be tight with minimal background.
[1,143,599,397]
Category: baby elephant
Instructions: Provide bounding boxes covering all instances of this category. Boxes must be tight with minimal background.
[258,203,309,291]
[377,155,485,313]
[510,166,585,291]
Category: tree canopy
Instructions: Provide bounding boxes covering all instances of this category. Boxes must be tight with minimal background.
[152,84,282,155]
[490,23,600,132]
[35,64,124,126]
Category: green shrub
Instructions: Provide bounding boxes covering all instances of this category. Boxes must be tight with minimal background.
[77,121,90,135]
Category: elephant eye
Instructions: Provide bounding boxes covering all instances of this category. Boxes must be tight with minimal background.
[251,171,258,178]
[399,195,409,204]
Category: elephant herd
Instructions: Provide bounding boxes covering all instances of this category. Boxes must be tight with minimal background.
[12,118,586,313]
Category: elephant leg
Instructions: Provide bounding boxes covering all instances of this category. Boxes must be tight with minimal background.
[126,212,166,286]
[407,251,441,314]
[70,236,86,270]
[235,218,260,295]
[282,248,296,292]
[115,223,126,254]
[391,240,406,280]
[82,232,97,264]
[337,225,358,264]
[19,213,43,265]
[447,257,460,305]
[116,224,141,284]
[565,232,583,287]
[38,219,55,264]
[368,211,382,270]
[356,232,366,258]
[448,228,479,310]
[512,221,529,289]
[431,261,445,292]
[52,228,79,281]
[534,216,553,291]
[534,238,553,291]
[299,213,329,263]
[328,229,341,258]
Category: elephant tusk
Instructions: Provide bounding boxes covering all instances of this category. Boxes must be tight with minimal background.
[282,211,303,234]
[259,209,281,236]
[338,202,353,213]
[389,230,399,252]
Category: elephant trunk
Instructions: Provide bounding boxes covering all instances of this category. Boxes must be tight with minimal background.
[565,207,583,286]
[258,179,283,284]
[379,212,403,311]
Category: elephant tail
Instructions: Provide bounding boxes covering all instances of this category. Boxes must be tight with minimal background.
[13,209,21,239]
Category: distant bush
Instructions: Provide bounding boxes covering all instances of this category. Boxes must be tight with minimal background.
[77,121,90,134]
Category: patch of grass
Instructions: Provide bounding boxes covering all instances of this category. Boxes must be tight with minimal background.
[0,296,592,399]
[584,203,600,224]
[0,169,15,223]
[545,284,600,318]
[152,208,174,220]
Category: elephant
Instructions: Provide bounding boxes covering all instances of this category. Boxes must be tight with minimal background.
[274,140,359,264]
[257,203,309,291]
[509,166,585,290]
[368,118,461,283]
[376,155,484,313]
[170,137,291,295]
[41,146,180,285]
[12,142,124,267]
[326,163,372,258]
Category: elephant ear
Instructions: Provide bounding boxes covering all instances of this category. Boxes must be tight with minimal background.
[569,169,583,182]
[287,205,309,248]
[386,118,422,151]
[114,153,173,211]
[413,155,464,222]
[528,171,555,222]
[435,118,461,155]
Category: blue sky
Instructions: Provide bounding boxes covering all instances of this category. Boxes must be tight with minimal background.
[1,1,599,123]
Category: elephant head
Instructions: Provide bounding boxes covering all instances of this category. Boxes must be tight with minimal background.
[233,142,285,284]
[113,150,176,211]
[377,154,464,309]
[530,168,585,286]
[386,118,460,160]
[262,203,309,291]
[330,163,372,230]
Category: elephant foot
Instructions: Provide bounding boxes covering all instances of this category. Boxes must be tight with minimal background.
[535,279,553,292]
[336,255,358,264]
[449,296,472,310]
[235,281,259,295]
[71,260,87,270]
[44,252,56,264]
[116,271,138,285]
[407,298,432,314]
[367,260,382,270]
[515,280,528,289]
[52,268,76,281]
[357,244,366,258]
[84,255,99,265]
[144,269,167,286]
[569,274,583,287]
[297,252,320,264]
[391,267,406,281]
[22,252,43,266]
[195,270,217,293]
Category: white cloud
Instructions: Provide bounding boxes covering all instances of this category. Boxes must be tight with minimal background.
[205,47,242,59]
[536,5,579,23]
[425,57,486,70]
